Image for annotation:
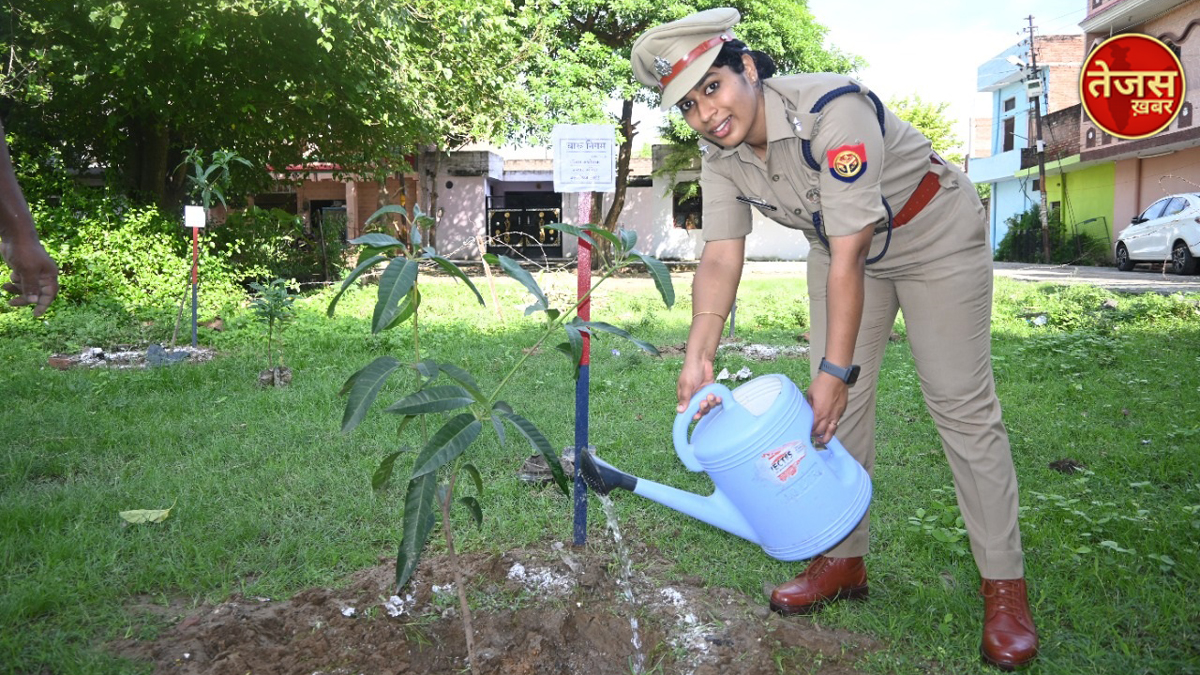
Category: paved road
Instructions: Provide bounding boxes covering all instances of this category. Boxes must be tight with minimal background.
[990,261,1200,294]
[732,260,1200,294]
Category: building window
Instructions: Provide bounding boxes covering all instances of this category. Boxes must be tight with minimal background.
[1003,97,1016,112]
[673,184,702,230]
[1180,102,1193,129]
[1003,117,1016,152]
[1086,128,1096,148]
[1032,179,1041,192]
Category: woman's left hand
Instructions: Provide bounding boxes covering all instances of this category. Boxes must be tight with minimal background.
[807,373,848,444]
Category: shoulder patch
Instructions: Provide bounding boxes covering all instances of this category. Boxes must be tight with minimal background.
[826,143,867,183]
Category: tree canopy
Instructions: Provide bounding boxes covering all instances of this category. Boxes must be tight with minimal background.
[1,0,524,206]
[1,0,860,215]
[888,94,964,164]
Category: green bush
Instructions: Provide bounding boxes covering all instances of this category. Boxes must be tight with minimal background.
[3,145,253,324]
[995,204,1109,266]
[213,206,349,284]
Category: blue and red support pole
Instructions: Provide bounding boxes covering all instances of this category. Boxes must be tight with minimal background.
[572,197,593,546]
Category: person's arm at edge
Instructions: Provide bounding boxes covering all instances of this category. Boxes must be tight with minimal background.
[677,236,745,418]
[0,119,58,316]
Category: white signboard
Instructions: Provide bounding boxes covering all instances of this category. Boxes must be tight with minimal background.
[184,205,206,229]
[551,124,616,193]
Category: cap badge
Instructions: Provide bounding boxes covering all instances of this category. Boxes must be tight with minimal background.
[654,56,673,78]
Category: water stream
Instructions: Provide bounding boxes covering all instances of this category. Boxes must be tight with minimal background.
[597,493,645,675]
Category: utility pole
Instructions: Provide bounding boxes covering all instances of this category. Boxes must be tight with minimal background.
[1025,16,1052,263]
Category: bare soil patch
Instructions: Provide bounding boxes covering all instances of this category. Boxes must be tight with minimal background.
[112,537,878,675]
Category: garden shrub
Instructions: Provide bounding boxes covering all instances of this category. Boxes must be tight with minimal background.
[995,204,1109,266]
[212,206,349,284]
[3,144,257,323]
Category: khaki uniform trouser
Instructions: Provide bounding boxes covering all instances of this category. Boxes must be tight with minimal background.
[805,186,1025,580]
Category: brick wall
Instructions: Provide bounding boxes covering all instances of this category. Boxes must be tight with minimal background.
[1036,34,1085,113]
[1021,103,1082,169]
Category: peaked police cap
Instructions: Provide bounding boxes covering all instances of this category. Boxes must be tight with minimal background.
[631,8,741,110]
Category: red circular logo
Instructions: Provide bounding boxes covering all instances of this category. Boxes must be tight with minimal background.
[1079,33,1186,140]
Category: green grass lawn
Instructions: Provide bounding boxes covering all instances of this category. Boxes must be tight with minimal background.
[1,269,1197,674]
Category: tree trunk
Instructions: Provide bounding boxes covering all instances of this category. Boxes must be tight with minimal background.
[125,117,171,206]
[427,149,441,250]
[589,191,604,270]
[597,98,637,268]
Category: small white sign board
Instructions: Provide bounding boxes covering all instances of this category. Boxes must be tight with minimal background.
[551,124,616,193]
[184,205,206,229]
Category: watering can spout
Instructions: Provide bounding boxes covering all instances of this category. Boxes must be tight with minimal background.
[581,453,759,544]
[578,451,637,496]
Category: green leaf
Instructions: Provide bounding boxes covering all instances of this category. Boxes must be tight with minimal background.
[500,411,567,495]
[425,255,485,305]
[489,411,507,445]
[562,324,585,378]
[618,228,637,254]
[492,400,514,415]
[578,319,660,356]
[461,463,484,496]
[630,252,675,309]
[340,356,402,433]
[119,498,177,524]
[372,450,407,492]
[350,231,403,248]
[413,358,440,380]
[438,363,485,402]
[458,496,483,527]
[396,473,438,590]
[484,254,548,312]
[543,222,599,248]
[364,205,409,228]
[382,286,421,331]
[384,386,475,415]
[410,414,483,479]
[327,254,389,317]
[373,257,419,333]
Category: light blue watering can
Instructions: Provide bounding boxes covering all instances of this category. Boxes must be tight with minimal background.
[580,373,871,561]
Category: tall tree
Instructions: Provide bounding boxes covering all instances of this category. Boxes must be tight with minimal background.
[1,0,524,208]
[513,0,861,262]
[888,94,964,165]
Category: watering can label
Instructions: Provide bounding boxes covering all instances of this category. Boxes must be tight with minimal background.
[760,440,807,484]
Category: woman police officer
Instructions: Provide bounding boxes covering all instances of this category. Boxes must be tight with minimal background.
[630,8,1038,670]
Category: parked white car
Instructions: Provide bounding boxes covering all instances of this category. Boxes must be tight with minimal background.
[1115,192,1200,275]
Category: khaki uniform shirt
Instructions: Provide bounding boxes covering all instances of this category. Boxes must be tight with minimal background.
[699,73,982,271]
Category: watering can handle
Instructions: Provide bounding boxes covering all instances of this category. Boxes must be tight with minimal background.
[672,382,735,472]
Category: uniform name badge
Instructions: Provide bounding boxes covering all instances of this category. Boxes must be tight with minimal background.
[826,143,867,183]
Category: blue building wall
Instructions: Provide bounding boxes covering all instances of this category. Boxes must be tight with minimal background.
[970,44,1050,251]
[990,175,1040,248]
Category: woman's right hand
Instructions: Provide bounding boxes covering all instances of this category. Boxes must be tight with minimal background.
[677,358,720,421]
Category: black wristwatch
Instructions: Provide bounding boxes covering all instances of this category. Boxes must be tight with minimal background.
[819,357,861,386]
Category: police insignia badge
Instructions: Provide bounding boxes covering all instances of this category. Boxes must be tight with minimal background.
[654,56,672,78]
[826,143,867,183]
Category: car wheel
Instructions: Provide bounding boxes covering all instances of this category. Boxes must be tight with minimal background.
[1115,243,1134,271]
[1170,240,1198,275]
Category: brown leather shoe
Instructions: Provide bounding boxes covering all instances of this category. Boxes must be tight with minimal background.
[980,578,1039,670]
[769,555,868,615]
